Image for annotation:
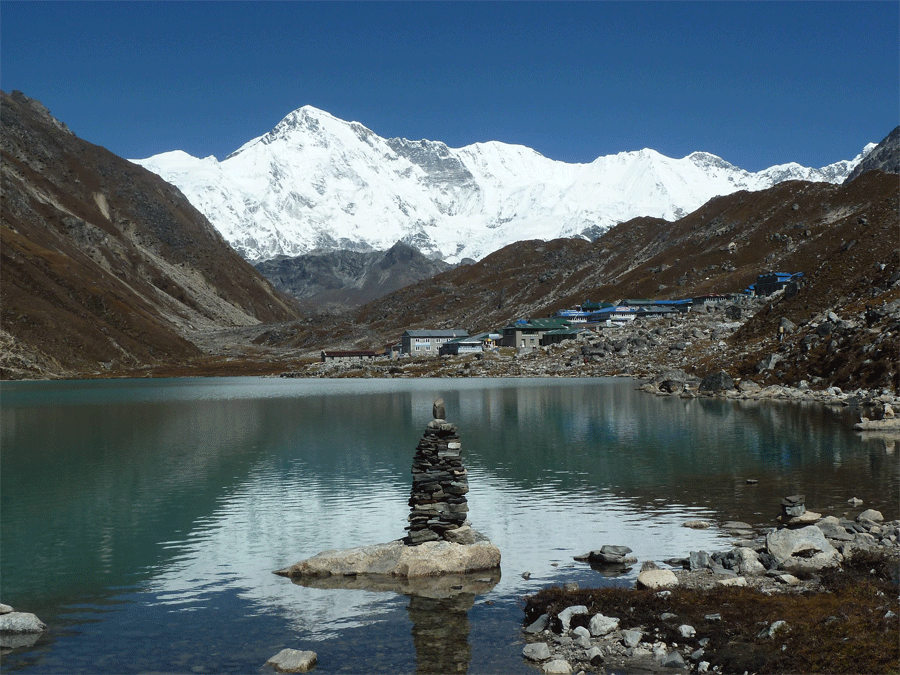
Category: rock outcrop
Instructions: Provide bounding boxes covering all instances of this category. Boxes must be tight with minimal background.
[274,535,501,579]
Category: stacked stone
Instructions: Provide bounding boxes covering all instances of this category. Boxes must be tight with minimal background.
[406,399,470,545]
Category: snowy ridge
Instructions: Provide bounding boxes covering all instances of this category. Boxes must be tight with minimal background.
[134,105,872,264]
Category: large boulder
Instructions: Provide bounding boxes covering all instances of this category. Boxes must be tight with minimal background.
[699,370,735,393]
[766,526,840,572]
[0,612,45,633]
[275,533,500,579]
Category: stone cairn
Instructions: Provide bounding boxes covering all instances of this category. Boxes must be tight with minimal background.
[406,398,470,545]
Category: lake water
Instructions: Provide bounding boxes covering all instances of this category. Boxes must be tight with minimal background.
[1,377,897,674]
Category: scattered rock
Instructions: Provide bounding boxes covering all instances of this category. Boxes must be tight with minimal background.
[758,620,789,639]
[525,613,550,634]
[661,650,687,668]
[588,613,619,636]
[572,626,592,648]
[543,659,573,674]
[557,605,588,632]
[636,569,679,590]
[585,646,604,665]
[622,629,643,648]
[858,509,884,523]
[689,551,712,571]
[765,526,839,572]
[274,535,501,578]
[717,577,747,587]
[523,642,552,662]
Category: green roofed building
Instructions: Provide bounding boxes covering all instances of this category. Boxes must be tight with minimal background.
[500,317,572,349]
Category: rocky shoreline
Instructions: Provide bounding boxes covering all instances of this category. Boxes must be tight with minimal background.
[280,302,899,436]
[519,504,899,675]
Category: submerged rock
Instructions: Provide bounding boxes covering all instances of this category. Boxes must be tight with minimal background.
[266,648,318,673]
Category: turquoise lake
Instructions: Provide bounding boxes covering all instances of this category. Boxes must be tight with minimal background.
[1,377,897,674]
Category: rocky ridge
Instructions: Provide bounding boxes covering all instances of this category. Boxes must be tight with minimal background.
[254,241,451,312]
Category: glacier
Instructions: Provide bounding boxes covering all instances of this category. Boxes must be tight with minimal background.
[133,105,873,264]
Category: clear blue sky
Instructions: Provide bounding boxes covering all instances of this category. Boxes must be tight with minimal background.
[2,1,898,171]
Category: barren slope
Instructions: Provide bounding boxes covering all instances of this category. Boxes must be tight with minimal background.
[0,91,300,379]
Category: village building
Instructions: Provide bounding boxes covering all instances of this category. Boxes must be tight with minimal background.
[692,293,729,306]
[500,318,572,349]
[321,350,379,363]
[401,329,469,355]
[749,272,804,297]
[439,334,484,356]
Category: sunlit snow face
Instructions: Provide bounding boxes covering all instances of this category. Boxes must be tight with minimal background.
[133,106,864,265]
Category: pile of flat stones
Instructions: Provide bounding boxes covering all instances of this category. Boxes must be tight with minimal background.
[406,399,470,545]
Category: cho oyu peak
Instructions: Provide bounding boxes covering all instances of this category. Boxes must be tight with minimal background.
[134,106,872,264]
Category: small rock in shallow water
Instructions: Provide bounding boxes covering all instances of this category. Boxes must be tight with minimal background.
[683,520,711,529]
[858,509,884,523]
[543,659,573,674]
[0,605,12,615]
[525,613,550,634]
[265,649,317,673]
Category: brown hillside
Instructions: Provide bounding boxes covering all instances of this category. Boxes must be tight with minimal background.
[348,172,898,343]
[1,90,300,379]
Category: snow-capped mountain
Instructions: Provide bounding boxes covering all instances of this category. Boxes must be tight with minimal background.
[133,106,873,264]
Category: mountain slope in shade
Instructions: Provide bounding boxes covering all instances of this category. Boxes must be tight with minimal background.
[844,126,900,183]
[0,90,301,379]
[253,241,450,312]
[135,105,873,264]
